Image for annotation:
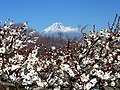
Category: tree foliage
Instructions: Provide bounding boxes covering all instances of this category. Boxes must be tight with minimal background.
[0,15,120,90]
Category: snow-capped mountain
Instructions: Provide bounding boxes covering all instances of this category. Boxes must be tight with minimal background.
[40,22,82,39]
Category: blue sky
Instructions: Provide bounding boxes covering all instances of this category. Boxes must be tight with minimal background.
[0,0,120,31]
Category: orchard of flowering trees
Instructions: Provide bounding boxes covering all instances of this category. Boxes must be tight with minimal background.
[0,15,120,90]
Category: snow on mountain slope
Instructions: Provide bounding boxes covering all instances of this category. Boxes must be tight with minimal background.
[40,22,82,39]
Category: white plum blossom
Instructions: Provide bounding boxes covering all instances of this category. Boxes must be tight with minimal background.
[14,39,23,48]
[58,78,63,85]
[112,51,117,56]
[80,73,89,82]
[51,46,56,50]
[96,70,104,79]
[9,20,14,26]
[95,54,99,60]
[117,49,120,52]
[37,80,47,88]
[104,81,108,86]
[0,47,5,53]
[103,71,112,80]
[110,81,115,86]
[89,30,94,37]
[54,86,60,90]
[79,54,83,59]
[60,64,69,71]
[37,67,42,72]
[93,64,99,68]
[115,72,120,78]
[117,55,120,60]
[106,32,110,38]
[74,83,82,89]
[86,78,97,90]
[86,82,92,90]
[106,42,110,50]
[103,58,108,63]
[10,73,17,81]
[67,68,75,77]
[99,29,107,37]
[90,78,97,86]
[15,53,24,61]
[90,69,97,76]
[11,65,20,71]
[3,25,9,30]
[60,64,75,77]
[87,40,91,45]
[76,64,81,70]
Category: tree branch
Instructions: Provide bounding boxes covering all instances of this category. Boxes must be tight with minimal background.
[0,80,15,87]
[79,37,101,64]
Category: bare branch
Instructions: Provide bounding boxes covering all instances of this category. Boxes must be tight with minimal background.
[110,14,118,31]
[108,22,111,31]
[93,24,95,31]
[0,81,15,87]
[79,37,101,64]
[78,25,88,34]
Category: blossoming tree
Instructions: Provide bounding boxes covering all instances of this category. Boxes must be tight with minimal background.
[0,15,120,90]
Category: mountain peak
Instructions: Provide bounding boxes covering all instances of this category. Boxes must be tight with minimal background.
[52,22,64,30]
[52,22,63,25]
[41,22,82,39]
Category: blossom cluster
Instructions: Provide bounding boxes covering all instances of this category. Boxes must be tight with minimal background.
[0,17,120,90]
